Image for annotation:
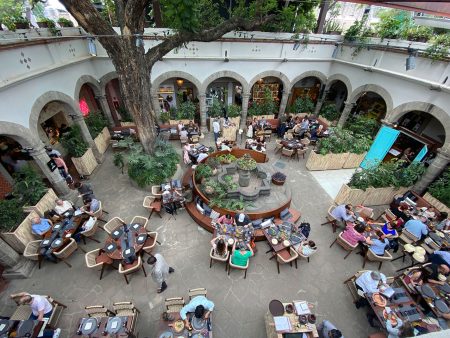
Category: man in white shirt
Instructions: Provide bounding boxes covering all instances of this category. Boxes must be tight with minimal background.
[212,118,220,143]
[147,253,174,293]
[355,271,388,308]
[197,150,209,163]
[54,199,73,215]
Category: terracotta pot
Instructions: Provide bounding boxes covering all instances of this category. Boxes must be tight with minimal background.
[37,22,50,28]
[272,177,285,186]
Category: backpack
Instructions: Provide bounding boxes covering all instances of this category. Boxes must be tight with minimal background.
[298,222,311,238]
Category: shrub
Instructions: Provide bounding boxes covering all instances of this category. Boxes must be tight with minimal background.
[289,97,314,115]
[57,18,73,27]
[425,34,450,61]
[345,115,380,138]
[236,154,257,171]
[85,112,108,138]
[176,101,196,120]
[0,199,26,232]
[60,124,89,157]
[319,104,340,121]
[427,168,450,207]
[317,128,372,155]
[160,111,170,123]
[227,104,241,118]
[12,165,48,206]
[208,99,224,118]
[195,163,213,182]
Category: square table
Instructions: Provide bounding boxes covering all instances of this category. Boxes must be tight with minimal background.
[157,312,212,338]
[72,315,134,337]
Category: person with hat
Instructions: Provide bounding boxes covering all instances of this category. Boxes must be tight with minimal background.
[180,295,215,330]
[318,320,343,338]
[404,216,429,240]
[234,213,250,227]
[355,271,388,308]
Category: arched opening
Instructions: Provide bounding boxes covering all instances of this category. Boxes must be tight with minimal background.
[324,80,348,113]
[78,83,100,117]
[206,77,243,107]
[157,77,200,124]
[249,76,283,116]
[104,78,125,125]
[288,76,323,107]
[351,92,387,121]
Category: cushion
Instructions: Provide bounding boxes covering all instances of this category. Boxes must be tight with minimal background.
[203,204,212,217]
[251,218,263,229]
[280,208,290,219]
[210,210,220,220]
[196,204,204,215]
[261,219,272,229]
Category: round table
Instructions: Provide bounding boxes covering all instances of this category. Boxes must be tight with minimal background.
[104,226,147,260]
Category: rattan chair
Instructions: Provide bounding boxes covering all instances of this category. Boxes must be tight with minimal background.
[191,135,199,144]
[24,240,43,269]
[79,217,101,245]
[142,195,162,219]
[276,247,298,274]
[53,238,78,268]
[180,136,188,145]
[297,246,317,263]
[85,305,114,318]
[165,297,185,312]
[281,147,294,160]
[321,205,338,232]
[329,232,359,259]
[151,185,162,198]
[130,216,148,229]
[274,140,283,153]
[398,228,420,245]
[209,248,229,270]
[362,248,393,270]
[296,148,307,160]
[103,217,126,234]
[188,288,207,300]
[113,301,140,316]
[92,201,108,225]
[300,138,310,146]
[85,248,113,280]
[142,231,159,255]
[118,256,147,284]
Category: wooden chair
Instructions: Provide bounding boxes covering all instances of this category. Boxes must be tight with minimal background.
[103,217,126,234]
[165,297,185,312]
[79,217,101,245]
[296,148,307,160]
[53,238,78,268]
[143,196,162,219]
[151,185,162,198]
[363,248,393,270]
[330,232,358,259]
[209,248,229,270]
[23,240,42,269]
[118,256,147,284]
[85,305,114,318]
[300,138,310,146]
[321,205,338,232]
[191,135,200,144]
[274,140,283,153]
[142,231,159,255]
[264,130,272,142]
[85,248,113,280]
[180,135,188,145]
[131,215,148,229]
[113,301,140,317]
[188,288,207,300]
[276,247,298,274]
[280,147,294,161]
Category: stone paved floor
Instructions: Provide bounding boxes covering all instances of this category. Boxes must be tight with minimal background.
[0,133,413,338]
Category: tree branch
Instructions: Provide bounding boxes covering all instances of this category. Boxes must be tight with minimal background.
[124,0,151,33]
[145,14,276,67]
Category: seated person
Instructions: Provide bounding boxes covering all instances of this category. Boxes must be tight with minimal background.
[234,213,251,227]
[317,320,343,338]
[430,249,450,269]
[177,121,184,132]
[365,230,389,256]
[424,262,450,285]
[210,236,228,258]
[253,143,266,153]
[404,216,429,240]
[220,141,231,151]
[180,296,214,330]
[80,197,99,216]
[54,198,74,215]
[180,127,188,139]
[341,223,366,246]
[391,203,411,223]
[331,204,356,227]
[385,315,413,338]
[355,271,388,308]
[297,240,316,256]
[231,241,253,266]
[421,207,437,221]
[197,149,209,163]
[31,216,52,236]
[188,120,197,131]
[436,212,449,231]
[217,214,234,226]
[402,269,424,293]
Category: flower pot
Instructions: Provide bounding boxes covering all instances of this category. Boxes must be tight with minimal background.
[22,188,58,217]
[37,22,50,28]
[272,177,285,186]
[59,22,73,28]
[72,148,98,176]
[15,22,30,29]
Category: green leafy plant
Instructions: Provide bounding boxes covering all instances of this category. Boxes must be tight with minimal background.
[236,154,257,171]
[60,124,89,157]
[247,103,263,117]
[160,111,170,124]
[57,17,73,27]
[317,128,372,155]
[209,196,253,211]
[374,9,412,40]
[217,154,236,164]
[425,34,450,61]
[0,0,23,30]
[176,101,196,120]
[349,160,425,190]
[115,136,134,149]
[344,17,372,57]
[85,112,108,138]
[319,104,340,122]
[227,104,241,118]
[208,98,224,118]
[0,199,26,232]
[195,163,213,182]
[113,152,125,174]
[427,168,450,207]
[345,115,380,138]
[402,25,432,42]
[289,97,315,114]
[325,20,343,34]
[118,106,133,122]
[205,156,220,170]
[12,165,48,206]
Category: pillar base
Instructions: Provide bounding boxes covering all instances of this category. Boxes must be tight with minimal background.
[3,259,36,280]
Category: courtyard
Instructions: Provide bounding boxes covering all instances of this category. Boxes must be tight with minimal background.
[1,135,413,338]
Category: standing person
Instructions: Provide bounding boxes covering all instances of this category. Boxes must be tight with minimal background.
[74,182,94,202]
[212,118,220,143]
[318,320,343,338]
[147,253,175,293]
[49,154,69,179]
[44,146,61,157]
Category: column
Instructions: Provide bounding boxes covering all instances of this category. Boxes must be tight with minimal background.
[199,93,207,128]
[413,147,450,194]
[29,142,76,201]
[151,94,161,118]
[337,101,356,127]
[72,115,102,163]
[278,90,289,116]
[314,88,329,115]
[95,95,114,126]
[240,92,250,128]
[0,238,35,279]
[227,82,233,106]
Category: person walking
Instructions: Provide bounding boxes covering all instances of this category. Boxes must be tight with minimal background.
[147,253,175,293]
[212,118,220,143]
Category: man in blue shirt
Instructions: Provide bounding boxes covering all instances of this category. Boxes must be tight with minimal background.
[80,197,100,216]
[31,217,52,236]
[180,296,214,330]
[404,216,428,240]
[331,204,355,227]
[365,231,389,256]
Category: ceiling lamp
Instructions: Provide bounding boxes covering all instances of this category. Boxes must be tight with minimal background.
[176,79,184,87]
[258,78,264,84]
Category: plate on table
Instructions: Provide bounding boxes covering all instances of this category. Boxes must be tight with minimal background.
[192,333,207,338]
[269,299,285,316]
[271,239,278,245]
[122,247,136,259]
[173,320,184,333]
[53,223,62,230]
[382,310,398,327]
[372,293,387,307]
[81,317,98,335]
[104,242,117,253]
[16,320,35,336]
[111,228,124,240]
[227,238,234,245]
[435,299,449,314]
[51,238,63,249]
[0,319,12,335]
[282,240,290,247]
[136,234,147,245]
[41,239,51,247]
[420,284,436,299]
[191,317,207,330]
[438,274,447,282]
[436,231,445,238]
[131,223,142,231]
[106,316,123,334]
[439,283,450,293]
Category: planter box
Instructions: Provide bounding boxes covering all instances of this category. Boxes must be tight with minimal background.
[1,211,39,253]
[229,117,241,127]
[93,127,111,154]
[334,184,411,206]
[120,122,135,127]
[22,189,58,217]
[254,115,275,120]
[169,119,190,125]
[422,193,450,214]
[72,148,98,176]
[306,151,366,170]
[343,152,367,169]
[222,126,237,141]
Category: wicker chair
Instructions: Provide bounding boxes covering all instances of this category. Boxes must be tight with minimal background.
[276,247,298,274]
[53,238,78,268]
[296,148,307,160]
[142,232,159,255]
[85,305,114,318]
[118,256,147,284]
[300,138,310,146]
[131,216,148,229]
[113,301,140,316]
[188,288,207,300]
[330,232,359,259]
[180,136,188,145]
[85,248,113,280]
[398,228,420,245]
[24,240,43,269]
[321,205,338,232]
[344,270,395,302]
[151,185,162,198]
[264,130,272,142]
[165,297,185,312]
[191,135,199,144]
[209,248,229,270]
[363,248,393,270]
[92,201,108,225]
[297,246,317,263]
[103,217,126,234]
[79,217,101,245]
[142,196,162,219]
[274,140,283,153]
[280,147,294,160]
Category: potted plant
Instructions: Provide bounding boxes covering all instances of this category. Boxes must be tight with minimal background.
[404,26,432,42]
[425,34,450,62]
[272,172,287,185]
[12,16,30,30]
[218,154,236,164]
[176,101,196,121]
[85,112,110,154]
[424,168,450,212]
[57,17,73,27]
[319,104,340,124]
[227,104,241,126]
[160,111,170,124]
[195,163,213,183]
[236,154,257,187]
[325,21,343,35]
[289,97,315,115]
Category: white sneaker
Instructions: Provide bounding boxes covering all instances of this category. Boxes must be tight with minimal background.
[53,328,61,338]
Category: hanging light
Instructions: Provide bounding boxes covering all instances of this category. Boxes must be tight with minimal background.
[87,37,97,56]
[176,79,184,87]
[258,78,264,84]
[135,35,144,48]
[406,48,417,71]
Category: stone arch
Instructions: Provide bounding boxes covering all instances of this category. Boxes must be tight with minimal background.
[348,84,393,113]
[288,70,328,92]
[151,71,202,95]
[74,75,102,101]
[29,91,81,140]
[200,71,250,94]
[99,71,119,96]
[387,102,450,145]
[248,71,290,94]
[0,121,38,147]
[326,73,352,94]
